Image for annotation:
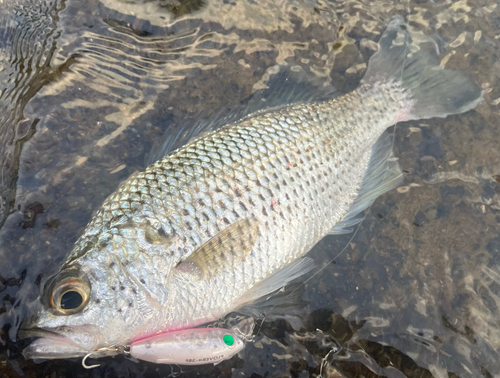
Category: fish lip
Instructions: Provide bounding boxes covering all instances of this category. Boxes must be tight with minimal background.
[21,331,89,360]
[20,326,98,360]
[19,327,65,341]
[22,337,89,360]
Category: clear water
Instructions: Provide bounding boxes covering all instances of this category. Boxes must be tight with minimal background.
[0,0,499,376]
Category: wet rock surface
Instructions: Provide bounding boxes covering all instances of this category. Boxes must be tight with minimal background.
[0,0,499,376]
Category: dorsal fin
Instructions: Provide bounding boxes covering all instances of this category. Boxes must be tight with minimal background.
[146,65,337,165]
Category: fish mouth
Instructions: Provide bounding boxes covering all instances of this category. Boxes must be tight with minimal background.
[20,327,93,360]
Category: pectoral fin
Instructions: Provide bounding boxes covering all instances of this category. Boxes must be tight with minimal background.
[176,217,260,280]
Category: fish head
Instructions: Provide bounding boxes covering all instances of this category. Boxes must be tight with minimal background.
[21,251,164,360]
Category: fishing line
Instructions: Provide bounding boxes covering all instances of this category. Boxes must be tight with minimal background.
[317,14,412,376]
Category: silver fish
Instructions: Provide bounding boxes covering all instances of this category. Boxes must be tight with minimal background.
[22,17,482,362]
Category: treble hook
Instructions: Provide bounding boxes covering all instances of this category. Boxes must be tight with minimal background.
[81,345,131,369]
[82,352,100,369]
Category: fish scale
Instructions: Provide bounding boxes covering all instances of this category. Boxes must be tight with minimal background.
[69,89,384,329]
[23,17,483,361]
[73,83,400,331]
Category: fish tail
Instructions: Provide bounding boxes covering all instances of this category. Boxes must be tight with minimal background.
[362,16,482,121]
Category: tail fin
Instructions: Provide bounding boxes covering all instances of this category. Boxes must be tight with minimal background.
[362,16,482,121]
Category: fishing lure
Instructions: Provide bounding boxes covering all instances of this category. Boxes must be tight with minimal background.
[82,317,254,368]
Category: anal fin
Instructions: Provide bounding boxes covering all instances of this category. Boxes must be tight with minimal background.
[234,257,315,309]
[329,131,403,235]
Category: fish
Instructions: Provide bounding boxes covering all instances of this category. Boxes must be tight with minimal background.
[21,16,482,363]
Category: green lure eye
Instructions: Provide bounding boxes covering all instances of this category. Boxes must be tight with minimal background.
[223,334,234,346]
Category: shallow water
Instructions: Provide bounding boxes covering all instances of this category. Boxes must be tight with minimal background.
[0,0,499,377]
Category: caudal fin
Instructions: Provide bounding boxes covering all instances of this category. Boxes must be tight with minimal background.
[362,16,482,121]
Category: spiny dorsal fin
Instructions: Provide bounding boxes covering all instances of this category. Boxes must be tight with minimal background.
[176,217,260,280]
[146,65,337,165]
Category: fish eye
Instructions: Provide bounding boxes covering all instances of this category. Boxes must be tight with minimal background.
[60,290,83,310]
[49,277,90,315]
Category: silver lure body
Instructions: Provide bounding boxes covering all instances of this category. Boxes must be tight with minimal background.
[129,318,254,365]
